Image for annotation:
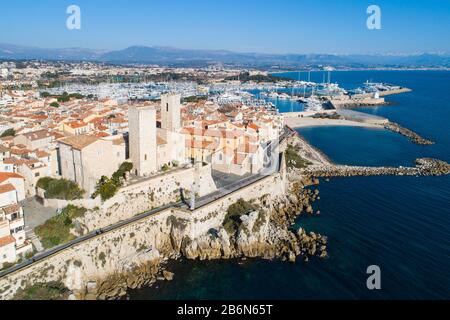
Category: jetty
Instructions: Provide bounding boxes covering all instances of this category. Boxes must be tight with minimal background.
[301,158,450,178]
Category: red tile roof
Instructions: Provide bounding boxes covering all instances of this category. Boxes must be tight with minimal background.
[0,235,15,247]
[0,183,16,194]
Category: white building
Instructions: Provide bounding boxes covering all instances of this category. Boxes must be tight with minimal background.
[58,135,127,196]
[0,172,32,268]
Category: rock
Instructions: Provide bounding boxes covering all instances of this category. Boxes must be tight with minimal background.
[319,251,328,259]
[288,252,296,263]
[68,293,77,301]
[163,270,174,281]
[86,281,97,294]
[85,293,97,301]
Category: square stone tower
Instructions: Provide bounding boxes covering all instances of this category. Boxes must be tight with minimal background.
[161,93,181,132]
[129,106,157,176]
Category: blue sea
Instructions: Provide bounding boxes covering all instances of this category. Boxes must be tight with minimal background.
[130,71,450,300]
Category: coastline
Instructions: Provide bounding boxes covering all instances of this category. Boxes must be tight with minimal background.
[285,117,382,129]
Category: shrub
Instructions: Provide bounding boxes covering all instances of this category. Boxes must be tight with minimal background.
[1,128,15,138]
[1,262,15,272]
[223,199,256,235]
[93,162,133,201]
[93,176,118,201]
[37,177,85,200]
[49,102,60,108]
[35,205,87,249]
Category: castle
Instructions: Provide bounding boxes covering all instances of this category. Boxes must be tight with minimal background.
[129,93,186,177]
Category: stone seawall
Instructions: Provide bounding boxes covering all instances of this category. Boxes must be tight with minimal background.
[0,168,288,300]
[75,164,217,233]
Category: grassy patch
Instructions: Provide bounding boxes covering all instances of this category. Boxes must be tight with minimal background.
[35,205,87,249]
[37,177,85,200]
[12,281,69,300]
[285,144,312,169]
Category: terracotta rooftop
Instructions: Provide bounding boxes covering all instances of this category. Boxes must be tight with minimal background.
[58,135,99,150]
[0,183,16,194]
[21,129,54,141]
[0,235,15,248]
[0,172,24,183]
[2,203,21,215]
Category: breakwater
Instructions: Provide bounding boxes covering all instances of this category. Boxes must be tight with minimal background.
[384,121,435,145]
[301,158,450,178]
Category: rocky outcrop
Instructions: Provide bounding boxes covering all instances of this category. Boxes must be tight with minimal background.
[180,178,326,264]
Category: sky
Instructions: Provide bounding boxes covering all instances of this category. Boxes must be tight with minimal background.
[1,0,449,54]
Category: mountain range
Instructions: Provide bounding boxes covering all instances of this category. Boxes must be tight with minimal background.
[1,43,449,68]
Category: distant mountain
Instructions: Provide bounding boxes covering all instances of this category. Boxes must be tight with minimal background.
[0,44,104,61]
[0,43,449,68]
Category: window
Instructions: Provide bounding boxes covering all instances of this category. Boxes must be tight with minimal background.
[35,172,40,177]
[166,103,169,112]
[144,154,148,161]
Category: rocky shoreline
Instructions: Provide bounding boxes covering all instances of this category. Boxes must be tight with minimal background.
[73,136,448,300]
[79,175,326,300]
[384,121,435,145]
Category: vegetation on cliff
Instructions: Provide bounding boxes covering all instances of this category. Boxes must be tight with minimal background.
[12,281,69,300]
[285,144,313,169]
[37,177,85,200]
[92,162,133,201]
[35,205,87,249]
[223,199,257,235]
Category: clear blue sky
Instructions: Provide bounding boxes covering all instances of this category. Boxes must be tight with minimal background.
[1,0,449,54]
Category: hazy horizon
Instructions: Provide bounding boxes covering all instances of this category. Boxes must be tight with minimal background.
[1,0,450,55]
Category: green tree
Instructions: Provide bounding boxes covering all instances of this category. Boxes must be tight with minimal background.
[1,128,16,138]
[223,199,256,235]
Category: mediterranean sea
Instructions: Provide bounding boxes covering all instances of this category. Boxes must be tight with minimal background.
[129,71,450,300]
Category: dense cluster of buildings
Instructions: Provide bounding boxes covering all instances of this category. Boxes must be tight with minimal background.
[0,78,284,267]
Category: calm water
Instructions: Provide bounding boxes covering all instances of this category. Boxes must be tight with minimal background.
[130,71,450,300]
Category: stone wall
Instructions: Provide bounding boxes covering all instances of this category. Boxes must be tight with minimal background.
[75,164,217,232]
[0,164,286,300]
[0,207,178,300]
